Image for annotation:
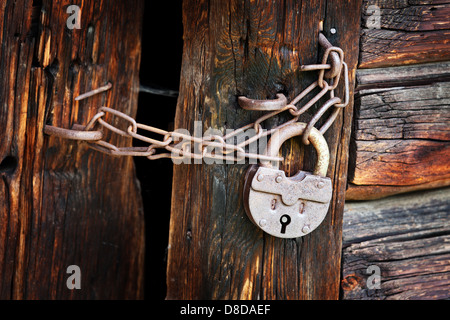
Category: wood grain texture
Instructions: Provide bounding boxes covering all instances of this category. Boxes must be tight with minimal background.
[166,0,361,300]
[355,61,450,90]
[347,62,450,200]
[0,0,145,299]
[359,0,450,68]
[341,187,450,300]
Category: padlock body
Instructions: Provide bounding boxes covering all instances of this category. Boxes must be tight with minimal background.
[244,166,332,238]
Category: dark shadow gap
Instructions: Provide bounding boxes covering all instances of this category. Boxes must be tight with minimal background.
[136,1,183,301]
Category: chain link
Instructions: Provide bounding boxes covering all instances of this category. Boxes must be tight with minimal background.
[44,33,349,164]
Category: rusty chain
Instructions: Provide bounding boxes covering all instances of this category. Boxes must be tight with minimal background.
[44,33,349,164]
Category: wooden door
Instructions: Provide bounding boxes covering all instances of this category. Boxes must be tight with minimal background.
[0,0,145,299]
[166,0,362,300]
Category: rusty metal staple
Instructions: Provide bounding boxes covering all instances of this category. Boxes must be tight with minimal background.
[44,33,349,163]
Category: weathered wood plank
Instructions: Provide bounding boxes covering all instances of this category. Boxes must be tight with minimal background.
[341,187,450,300]
[347,62,450,200]
[346,180,450,200]
[0,0,145,299]
[166,0,362,300]
[362,1,450,31]
[355,61,450,90]
[359,0,450,68]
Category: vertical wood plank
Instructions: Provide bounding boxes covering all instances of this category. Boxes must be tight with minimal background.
[167,0,362,300]
[0,0,145,299]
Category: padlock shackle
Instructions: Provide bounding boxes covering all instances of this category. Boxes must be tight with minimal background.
[261,122,330,177]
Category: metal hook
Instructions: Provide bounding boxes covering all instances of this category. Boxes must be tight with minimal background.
[318,33,342,79]
[238,93,288,111]
[44,125,103,141]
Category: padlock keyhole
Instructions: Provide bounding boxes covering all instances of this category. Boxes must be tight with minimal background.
[279,214,291,234]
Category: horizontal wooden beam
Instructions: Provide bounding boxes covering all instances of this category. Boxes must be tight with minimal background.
[347,62,450,200]
[359,1,450,68]
[342,187,450,300]
[355,61,450,90]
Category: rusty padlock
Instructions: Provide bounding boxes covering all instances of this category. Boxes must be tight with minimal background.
[243,122,332,238]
